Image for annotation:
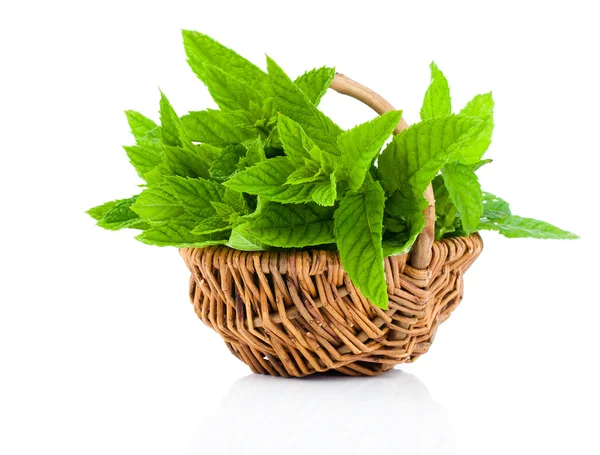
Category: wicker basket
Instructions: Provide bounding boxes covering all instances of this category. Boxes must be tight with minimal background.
[180,74,484,377]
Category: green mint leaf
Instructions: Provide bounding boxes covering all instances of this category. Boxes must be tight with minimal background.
[164,176,225,219]
[224,156,315,203]
[380,115,484,248]
[125,110,161,141]
[136,220,228,247]
[265,125,283,150]
[143,163,171,185]
[88,196,145,231]
[87,200,119,221]
[163,145,211,180]
[311,173,337,206]
[334,181,388,309]
[285,166,323,185]
[294,66,335,106]
[384,190,428,221]
[245,201,334,247]
[481,192,511,220]
[131,187,186,221]
[477,192,577,239]
[471,158,493,172]
[277,114,322,164]
[420,62,451,120]
[226,224,266,251]
[182,30,270,95]
[209,144,247,181]
[442,163,483,235]
[379,115,485,197]
[150,96,214,181]
[266,56,342,156]
[210,201,238,222]
[433,175,458,239]
[336,110,403,190]
[479,216,578,239]
[180,110,255,146]
[159,91,182,147]
[461,92,494,117]
[123,145,163,178]
[237,138,266,171]
[455,92,495,164]
[223,188,248,215]
[200,63,266,114]
[383,215,407,233]
[382,211,426,256]
[191,216,231,235]
[196,143,221,166]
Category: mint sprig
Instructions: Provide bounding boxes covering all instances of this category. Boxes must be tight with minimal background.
[88,32,578,310]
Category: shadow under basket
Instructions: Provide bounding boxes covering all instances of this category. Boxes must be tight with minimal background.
[180,233,482,377]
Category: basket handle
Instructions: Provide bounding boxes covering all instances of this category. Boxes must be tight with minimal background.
[329,73,435,270]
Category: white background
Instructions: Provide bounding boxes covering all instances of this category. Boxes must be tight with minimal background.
[1,1,599,454]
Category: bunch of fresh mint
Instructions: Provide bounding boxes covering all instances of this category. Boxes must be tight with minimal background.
[88,31,577,309]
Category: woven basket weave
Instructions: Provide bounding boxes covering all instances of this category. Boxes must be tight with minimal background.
[180,74,484,377]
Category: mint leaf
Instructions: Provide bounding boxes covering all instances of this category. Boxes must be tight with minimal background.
[420,62,451,120]
[433,175,457,238]
[182,30,269,95]
[159,91,182,147]
[461,92,494,117]
[480,216,578,239]
[191,216,231,235]
[181,110,255,146]
[88,196,145,231]
[224,156,315,203]
[226,224,266,251]
[163,145,211,180]
[277,114,321,164]
[208,144,247,181]
[382,211,425,256]
[455,92,494,164]
[123,110,165,180]
[136,220,227,247]
[237,138,266,170]
[477,192,577,239]
[97,197,139,230]
[142,95,214,181]
[481,192,511,220]
[379,115,483,256]
[471,158,493,172]
[336,110,403,190]
[442,163,483,235]
[200,63,266,114]
[385,189,428,218]
[131,187,185,221]
[87,200,119,221]
[286,166,322,185]
[143,163,171,185]
[334,181,388,309]
[223,188,248,215]
[379,115,485,197]
[246,202,334,247]
[311,173,337,206]
[210,202,238,222]
[125,110,161,141]
[266,56,342,156]
[164,176,225,219]
[294,66,335,106]
[123,145,163,178]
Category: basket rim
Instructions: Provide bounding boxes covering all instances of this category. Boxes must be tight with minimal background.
[179,232,482,257]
